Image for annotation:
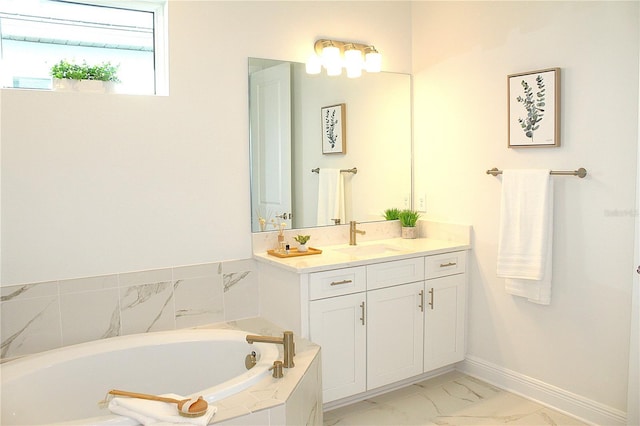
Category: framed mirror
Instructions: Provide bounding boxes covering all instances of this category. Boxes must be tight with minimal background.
[249,57,412,232]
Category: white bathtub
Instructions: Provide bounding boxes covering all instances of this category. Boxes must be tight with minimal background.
[1,328,279,425]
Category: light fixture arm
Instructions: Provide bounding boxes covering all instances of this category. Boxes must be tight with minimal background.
[313,39,376,56]
[307,38,381,77]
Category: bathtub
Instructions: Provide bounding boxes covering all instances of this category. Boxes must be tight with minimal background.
[1,328,279,425]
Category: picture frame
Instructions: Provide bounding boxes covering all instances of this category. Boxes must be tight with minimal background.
[507,68,560,148]
[321,103,346,154]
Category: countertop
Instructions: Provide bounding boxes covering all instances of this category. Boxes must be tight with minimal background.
[253,237,471,273]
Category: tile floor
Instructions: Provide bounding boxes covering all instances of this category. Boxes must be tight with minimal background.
[323,371,588,425]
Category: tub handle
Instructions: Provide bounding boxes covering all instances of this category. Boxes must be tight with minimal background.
[245,351,257,370]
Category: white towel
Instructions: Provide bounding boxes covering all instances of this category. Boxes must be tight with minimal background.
[497,169,554,305]
[317,168,345,226]
[109,394,217,425]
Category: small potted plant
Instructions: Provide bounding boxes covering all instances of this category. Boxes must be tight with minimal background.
[383,208,401,220]
[50,59,120,93]
[294,234,311,252]
[398,209,421,239]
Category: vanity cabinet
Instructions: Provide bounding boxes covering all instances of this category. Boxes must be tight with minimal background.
[256,245,468,406]
[306,252,466,404]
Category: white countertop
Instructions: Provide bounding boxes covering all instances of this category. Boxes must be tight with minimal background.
[253,237,471,273]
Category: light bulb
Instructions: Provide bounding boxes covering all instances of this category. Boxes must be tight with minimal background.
[306,54,321,75]
[365,46,382,73]
[321,42,341,71]
[344,44,363,78]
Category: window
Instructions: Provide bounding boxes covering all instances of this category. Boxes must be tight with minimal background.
[0,0,167,95]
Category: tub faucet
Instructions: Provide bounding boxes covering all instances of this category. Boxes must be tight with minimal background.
[349,221,366,245]
[246,331,295,368]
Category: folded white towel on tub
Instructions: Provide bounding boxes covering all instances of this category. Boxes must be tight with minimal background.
[109,393,216,425]
[497,169,554,305]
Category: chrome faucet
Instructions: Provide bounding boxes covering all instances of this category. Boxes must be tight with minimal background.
[349,221,366,245]
[246,331,295,368]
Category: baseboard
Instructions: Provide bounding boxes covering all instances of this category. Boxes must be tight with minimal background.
[458,355,627,426]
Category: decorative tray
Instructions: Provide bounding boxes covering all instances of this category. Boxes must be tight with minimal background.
[267,247,323,258]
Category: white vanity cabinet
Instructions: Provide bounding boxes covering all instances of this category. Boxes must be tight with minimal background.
[256,245,468,406]
[307,253,466,404]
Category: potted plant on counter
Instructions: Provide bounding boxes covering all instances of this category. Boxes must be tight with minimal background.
[383,208,401,221]
[398,209,421,239]
[50,59,120,93]
[294,235,311,252]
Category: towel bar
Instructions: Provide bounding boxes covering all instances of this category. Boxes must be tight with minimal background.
[312,167,358,174]
[486,167,587,178]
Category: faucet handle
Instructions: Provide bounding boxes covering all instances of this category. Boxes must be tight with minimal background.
[269,361,284,378]
[331,218,341,225]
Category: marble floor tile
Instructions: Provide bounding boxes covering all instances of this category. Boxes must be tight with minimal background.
[323,373,588,426]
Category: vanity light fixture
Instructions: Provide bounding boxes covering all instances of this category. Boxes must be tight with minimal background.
[307,39,382,78]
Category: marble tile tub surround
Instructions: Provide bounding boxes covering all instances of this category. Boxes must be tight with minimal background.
[0,259,259,359]
[252,219,471,254]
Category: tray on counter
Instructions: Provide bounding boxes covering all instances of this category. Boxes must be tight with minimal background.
[267,247,322,258]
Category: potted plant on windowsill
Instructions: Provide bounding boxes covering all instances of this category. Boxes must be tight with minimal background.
[294,235,311,252]
[398,209,421,239]
[50,59,120,93]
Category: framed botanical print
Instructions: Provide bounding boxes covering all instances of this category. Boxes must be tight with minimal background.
[508,68,560,147]
[321,103,346,154]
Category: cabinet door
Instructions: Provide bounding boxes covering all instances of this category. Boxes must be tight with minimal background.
[309,293,366,403]
[367,282,424,390]
[424,274,466,371]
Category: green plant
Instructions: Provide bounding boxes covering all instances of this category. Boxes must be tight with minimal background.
[398,209,421,227]
[50,59,121,82]
[294,235,311,245]
[516,74,546,142]
[383,208,401,220]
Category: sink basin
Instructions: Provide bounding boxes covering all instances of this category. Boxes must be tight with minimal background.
[335,244,403,256]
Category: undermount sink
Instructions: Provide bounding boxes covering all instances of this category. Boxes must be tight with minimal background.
[335,244,404,256]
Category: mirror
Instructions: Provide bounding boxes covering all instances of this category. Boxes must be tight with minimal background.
[249,57,412,232]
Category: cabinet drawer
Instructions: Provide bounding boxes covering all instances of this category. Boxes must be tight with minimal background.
[309,266,366,300]
[367,257,424,291]
[425,251,466,279]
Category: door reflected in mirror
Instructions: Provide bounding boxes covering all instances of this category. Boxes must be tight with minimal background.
[249,57,412,232]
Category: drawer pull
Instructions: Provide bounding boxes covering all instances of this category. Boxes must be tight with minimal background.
[330,279,353,286]
[360,301,366,325]
[439,261,457,268]
[428,288,434,310]
[419,289,425,312]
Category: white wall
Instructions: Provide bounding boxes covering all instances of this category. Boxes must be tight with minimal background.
[412,1,638,414]
[0,1,412,285]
